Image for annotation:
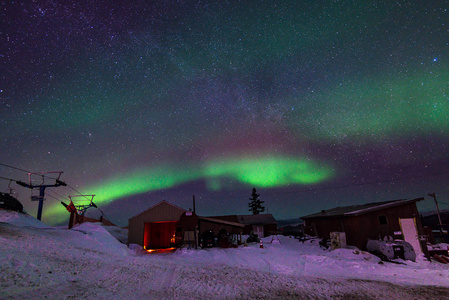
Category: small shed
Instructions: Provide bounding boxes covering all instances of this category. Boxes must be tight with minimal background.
[301,198,425,250]
[128,201,186,249]
[128,201,246,249]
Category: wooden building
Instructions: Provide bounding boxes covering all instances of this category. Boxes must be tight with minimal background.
[128,201,186,249]
[301,198,425,251]
[178,211,245,247]
[198,216,245,236]
[128,201,245,249]
[211,214,278,238]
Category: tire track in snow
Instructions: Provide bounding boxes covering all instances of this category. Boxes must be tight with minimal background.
[159,261,177,292]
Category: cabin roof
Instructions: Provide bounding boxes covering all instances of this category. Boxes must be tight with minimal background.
[208,213,277,225]
[301,197,424,219]
[128,200,187,221]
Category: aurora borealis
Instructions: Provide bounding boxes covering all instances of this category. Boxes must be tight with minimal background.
[1,1,448,226]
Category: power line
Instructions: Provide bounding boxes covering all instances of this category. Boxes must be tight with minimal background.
[0,162,90,200]
[44,191,62,202]
[0,162,31,173]
[67,184,93,202]
[0,175,20,182]
[46,188,69,201]
[1,163,114,222]
[0,162,62,181]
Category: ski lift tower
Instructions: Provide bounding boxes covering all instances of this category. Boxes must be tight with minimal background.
[68,194,97,217]
[16,171,67,220]
[61,194,97,228]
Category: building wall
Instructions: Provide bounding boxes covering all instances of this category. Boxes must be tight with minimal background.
[304,202,422,250]
[263,224,278,236]
[128,202,186,246]
[199,221,243,235]
[311,218,345,239]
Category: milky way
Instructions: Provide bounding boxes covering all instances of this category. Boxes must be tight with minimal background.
[1,1,448,226]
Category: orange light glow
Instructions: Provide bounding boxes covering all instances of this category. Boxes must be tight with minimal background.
[145,247,176,254]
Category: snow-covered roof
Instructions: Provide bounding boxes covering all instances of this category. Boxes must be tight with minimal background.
[301,198,424,219]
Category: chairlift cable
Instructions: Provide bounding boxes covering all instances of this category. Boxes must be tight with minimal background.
[46,189,70,201]
[0,175,20,182]
[44,192,60,202]
[67,184,92,201]
[0,162,63,181]
[66,185,110,220]
[0,162,31,173]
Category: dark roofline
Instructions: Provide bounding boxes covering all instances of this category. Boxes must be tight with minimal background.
[198,216,245,228]
[301,197,424,219]
[237,213,276,218]
[208,214,277,225]
[237,214,277,225]
[344,198,424,216]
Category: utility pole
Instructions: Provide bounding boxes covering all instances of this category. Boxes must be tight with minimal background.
[428,192,443,227]
[428,192,447,243]
[16,171,67,220]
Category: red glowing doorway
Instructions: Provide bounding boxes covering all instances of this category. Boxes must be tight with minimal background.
[143,221,177,250]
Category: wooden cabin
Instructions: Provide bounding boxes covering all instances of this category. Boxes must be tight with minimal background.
[128,201,187,250]
[128,201,245,250]
[301,198,425,251]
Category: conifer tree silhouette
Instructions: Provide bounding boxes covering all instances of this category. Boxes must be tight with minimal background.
[248,187,265,215]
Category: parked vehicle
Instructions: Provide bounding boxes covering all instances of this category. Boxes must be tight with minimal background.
[245,233,260,244]
[200,230,216,248]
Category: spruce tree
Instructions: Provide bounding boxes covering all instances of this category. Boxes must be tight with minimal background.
[248,187,265,215]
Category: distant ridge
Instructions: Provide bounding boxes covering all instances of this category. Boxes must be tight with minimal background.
[277,218,302,228]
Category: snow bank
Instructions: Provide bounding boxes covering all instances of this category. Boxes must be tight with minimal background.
[0,210,50,228]
[68,222,129,256]
[169,236,449,288]
[1,210,449,299]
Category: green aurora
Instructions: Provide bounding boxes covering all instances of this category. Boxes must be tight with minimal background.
[45,155,333,222]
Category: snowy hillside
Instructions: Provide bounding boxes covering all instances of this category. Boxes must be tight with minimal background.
[1,210,449,299]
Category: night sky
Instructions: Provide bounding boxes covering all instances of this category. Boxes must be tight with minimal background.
[1,1,448,227]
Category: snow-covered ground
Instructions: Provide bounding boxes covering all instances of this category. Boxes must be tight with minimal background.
[1,210,449,299]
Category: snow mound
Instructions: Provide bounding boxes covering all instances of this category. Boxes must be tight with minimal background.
[0,209,50,228]
[103,225,128,244]
[2,211,449,299]
[65,222,129,257]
